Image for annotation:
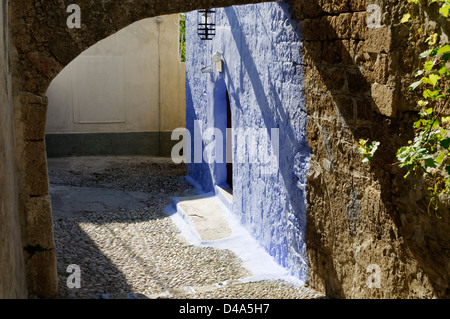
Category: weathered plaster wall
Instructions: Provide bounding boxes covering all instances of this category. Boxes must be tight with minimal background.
[185,2,310,280]
[0,0,27,298]
[291,0,450,298]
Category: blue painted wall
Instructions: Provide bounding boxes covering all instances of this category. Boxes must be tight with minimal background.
[185,1,310,280]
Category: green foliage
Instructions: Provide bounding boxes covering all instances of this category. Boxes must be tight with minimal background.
[179,13,186,62]
[358,139,380,163]
[362,0,450,216]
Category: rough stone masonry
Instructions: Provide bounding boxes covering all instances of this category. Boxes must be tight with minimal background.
[291,0,449,298]
[0,0,448,298]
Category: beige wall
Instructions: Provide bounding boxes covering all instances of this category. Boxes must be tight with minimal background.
[46,14,186,134]
[160,16,187,131]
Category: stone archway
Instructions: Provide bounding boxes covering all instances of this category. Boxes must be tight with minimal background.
[9,0,273,298]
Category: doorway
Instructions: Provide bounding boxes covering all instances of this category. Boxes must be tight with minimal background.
[226,91,233,189]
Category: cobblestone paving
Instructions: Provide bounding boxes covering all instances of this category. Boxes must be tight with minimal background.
[49,156,325,299]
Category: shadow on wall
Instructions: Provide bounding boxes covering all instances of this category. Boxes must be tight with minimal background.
[296,1,450,298]
[185,82,215,193]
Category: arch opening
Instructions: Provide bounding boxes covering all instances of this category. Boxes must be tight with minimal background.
[44,15,193,298]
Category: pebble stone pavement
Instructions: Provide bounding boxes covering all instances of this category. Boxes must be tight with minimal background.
[48,156,326,299]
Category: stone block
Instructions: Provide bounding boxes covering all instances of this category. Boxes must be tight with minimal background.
[303,40,322,66]
[27,249,58,298]
[349,0,367,11]
[26,52,61,80]
[351,12,367,40]
[20,102,48,141]
[19,92,48,106]
[306,92,337,118]
[302,17,327,41]
[355,96,375,123]
[335,95,356,123]
[322,40,356,66]
[291,0,324,20]
[321,0,350,14]
[347,69,371,94]
[370,83,397,117]
[327,13,352,40]
[303,65,328,93]
[363,53,389,84]
[25,195,54,248]
[364,26,392,53]
[23,141,49,196]
[320,67,347,93]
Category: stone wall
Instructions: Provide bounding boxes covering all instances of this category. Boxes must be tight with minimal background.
[291,0,449,298]
[0,0,27,298]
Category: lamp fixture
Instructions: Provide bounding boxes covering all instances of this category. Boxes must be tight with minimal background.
[212,51,223,72]
[198,9,216,40]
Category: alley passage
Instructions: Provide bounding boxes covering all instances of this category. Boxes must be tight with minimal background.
[49,156,324,299]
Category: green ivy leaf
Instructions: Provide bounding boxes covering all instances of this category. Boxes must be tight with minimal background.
[439,4,450,17]
[423,88,442,99]
[426,33,438,45]
[439,65,450,76]
[418,100,429,107]
[442,52,450,62]
[430,73,442,86]
[401,13,411,23]
[423,60,435,71]
[423,89,433,98]
[436,151,446,164]
[437,45,450,55]
[425,158,437,168]
[440,138,450,150]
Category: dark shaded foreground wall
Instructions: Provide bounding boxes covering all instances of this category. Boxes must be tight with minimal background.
[0,0,27,298]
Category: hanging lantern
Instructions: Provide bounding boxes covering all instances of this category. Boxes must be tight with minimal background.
[197,9,216,40]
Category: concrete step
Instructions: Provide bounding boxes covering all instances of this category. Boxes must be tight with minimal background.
[170,194,233,242]
[166,191,304,286]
